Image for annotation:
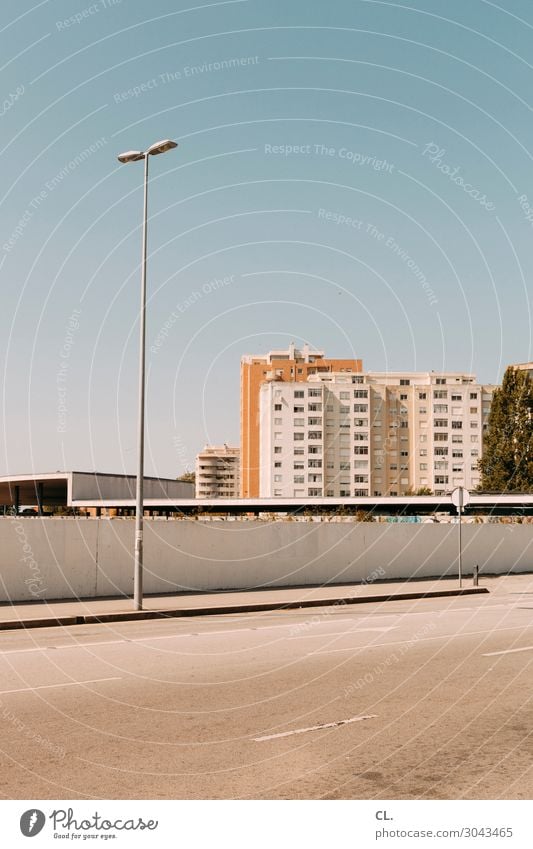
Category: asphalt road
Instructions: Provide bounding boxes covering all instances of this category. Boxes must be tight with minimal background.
[1,586,533,800]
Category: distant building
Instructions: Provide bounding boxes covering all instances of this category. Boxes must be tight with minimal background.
[259,371,497,497]
[195,445,240,498]
[511,362,533,379]
[240,343,362,497]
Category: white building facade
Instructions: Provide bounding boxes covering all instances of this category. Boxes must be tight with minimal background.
[259,372,495,498]
[195,445,240,498]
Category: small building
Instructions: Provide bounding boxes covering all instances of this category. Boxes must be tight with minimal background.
[195,445,240,498]
[0,471,194,515]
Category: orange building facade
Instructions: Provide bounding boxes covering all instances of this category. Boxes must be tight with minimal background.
[240,344,362,497]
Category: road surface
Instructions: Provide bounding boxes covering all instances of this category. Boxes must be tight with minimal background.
[0,585,532,799]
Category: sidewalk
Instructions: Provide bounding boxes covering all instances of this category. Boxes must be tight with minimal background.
[0,577,489,632]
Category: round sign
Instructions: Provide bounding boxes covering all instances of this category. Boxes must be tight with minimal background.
[451,487,471,508]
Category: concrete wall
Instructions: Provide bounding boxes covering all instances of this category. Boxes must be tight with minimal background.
[70,472,194,501]
[1,517,532,602]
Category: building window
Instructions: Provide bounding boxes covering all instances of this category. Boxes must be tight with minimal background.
[354,390,368,398]
[339,405,350,414]
[274,418,282,426]
[308,431,322,440]
[294,433,304,441]
[294,448,304,455]
[354,418,368,427]
[354,489,368,496]
[471,435,479,443]
[274,475,283,482]
[308,446,321,454]
[434,419,448,428]
[434,405,448,414]
[354,475,368,483]
[293,405,304,413]
[419,392,427,399]
[308,474,322,483]
[340,391,350,399]
[354,404,368,412]
[354,446,369,454]
[434,447,448,456]
[470,392,478,400]
[354,433,368,441]
[420,448,428,456]
[308,417,322,426]
[436,378,446,384]
[293,475,304,483]
[308,488,322,496]
[308,389,321,398]
[293,461,304,469]
[294,390,304,398]
[434,390,448,399]
[400,379,410,385]
[274,446,282,454]
[274,404,282,411]
[308,403,322,412]
[420,463,427,470]
[451,421,463,429]
[451,394,462,401]
[434,475,448,484]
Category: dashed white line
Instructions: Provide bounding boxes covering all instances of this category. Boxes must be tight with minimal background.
[254,714,377,742]
[0,676,121,695]
[483,645,533,657]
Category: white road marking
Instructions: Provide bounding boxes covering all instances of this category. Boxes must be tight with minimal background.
[313,624,533,655]
[483,645,533,657]
[0,618,388,654]
[0,676,121,695]
[254,714,377,742]
[292,627,397,639]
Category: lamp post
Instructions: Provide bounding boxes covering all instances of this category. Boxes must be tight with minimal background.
[117,139,178,610]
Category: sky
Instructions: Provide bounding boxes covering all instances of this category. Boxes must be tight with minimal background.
[1,0,533,477]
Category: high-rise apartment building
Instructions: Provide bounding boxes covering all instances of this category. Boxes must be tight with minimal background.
[240,344,362,497]
[195,445,240,498]
[259,371,496,497]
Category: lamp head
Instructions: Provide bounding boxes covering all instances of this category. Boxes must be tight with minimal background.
[147,139,178,156]
[117,150,145,163]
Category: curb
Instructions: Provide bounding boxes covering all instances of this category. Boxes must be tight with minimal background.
[0,586,489,632]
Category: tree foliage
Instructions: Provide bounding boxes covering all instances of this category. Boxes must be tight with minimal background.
[177,470,196,483]
[478,366,533,492]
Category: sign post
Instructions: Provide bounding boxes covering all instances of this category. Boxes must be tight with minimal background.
[451,487,471,588]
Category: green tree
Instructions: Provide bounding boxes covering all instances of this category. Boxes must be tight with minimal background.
[177,470,196,484]
[478,366,533,491]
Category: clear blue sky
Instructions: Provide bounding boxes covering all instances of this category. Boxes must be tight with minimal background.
[1,0,533,476]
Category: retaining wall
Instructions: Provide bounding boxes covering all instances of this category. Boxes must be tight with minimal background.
[1,517,532,602]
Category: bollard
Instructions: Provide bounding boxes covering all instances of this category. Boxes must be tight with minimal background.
[473,564,479,587]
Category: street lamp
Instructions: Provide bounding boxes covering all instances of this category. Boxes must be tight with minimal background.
[117,139,178,610]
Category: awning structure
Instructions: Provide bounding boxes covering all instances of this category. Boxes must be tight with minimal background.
[0,472,194,513]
